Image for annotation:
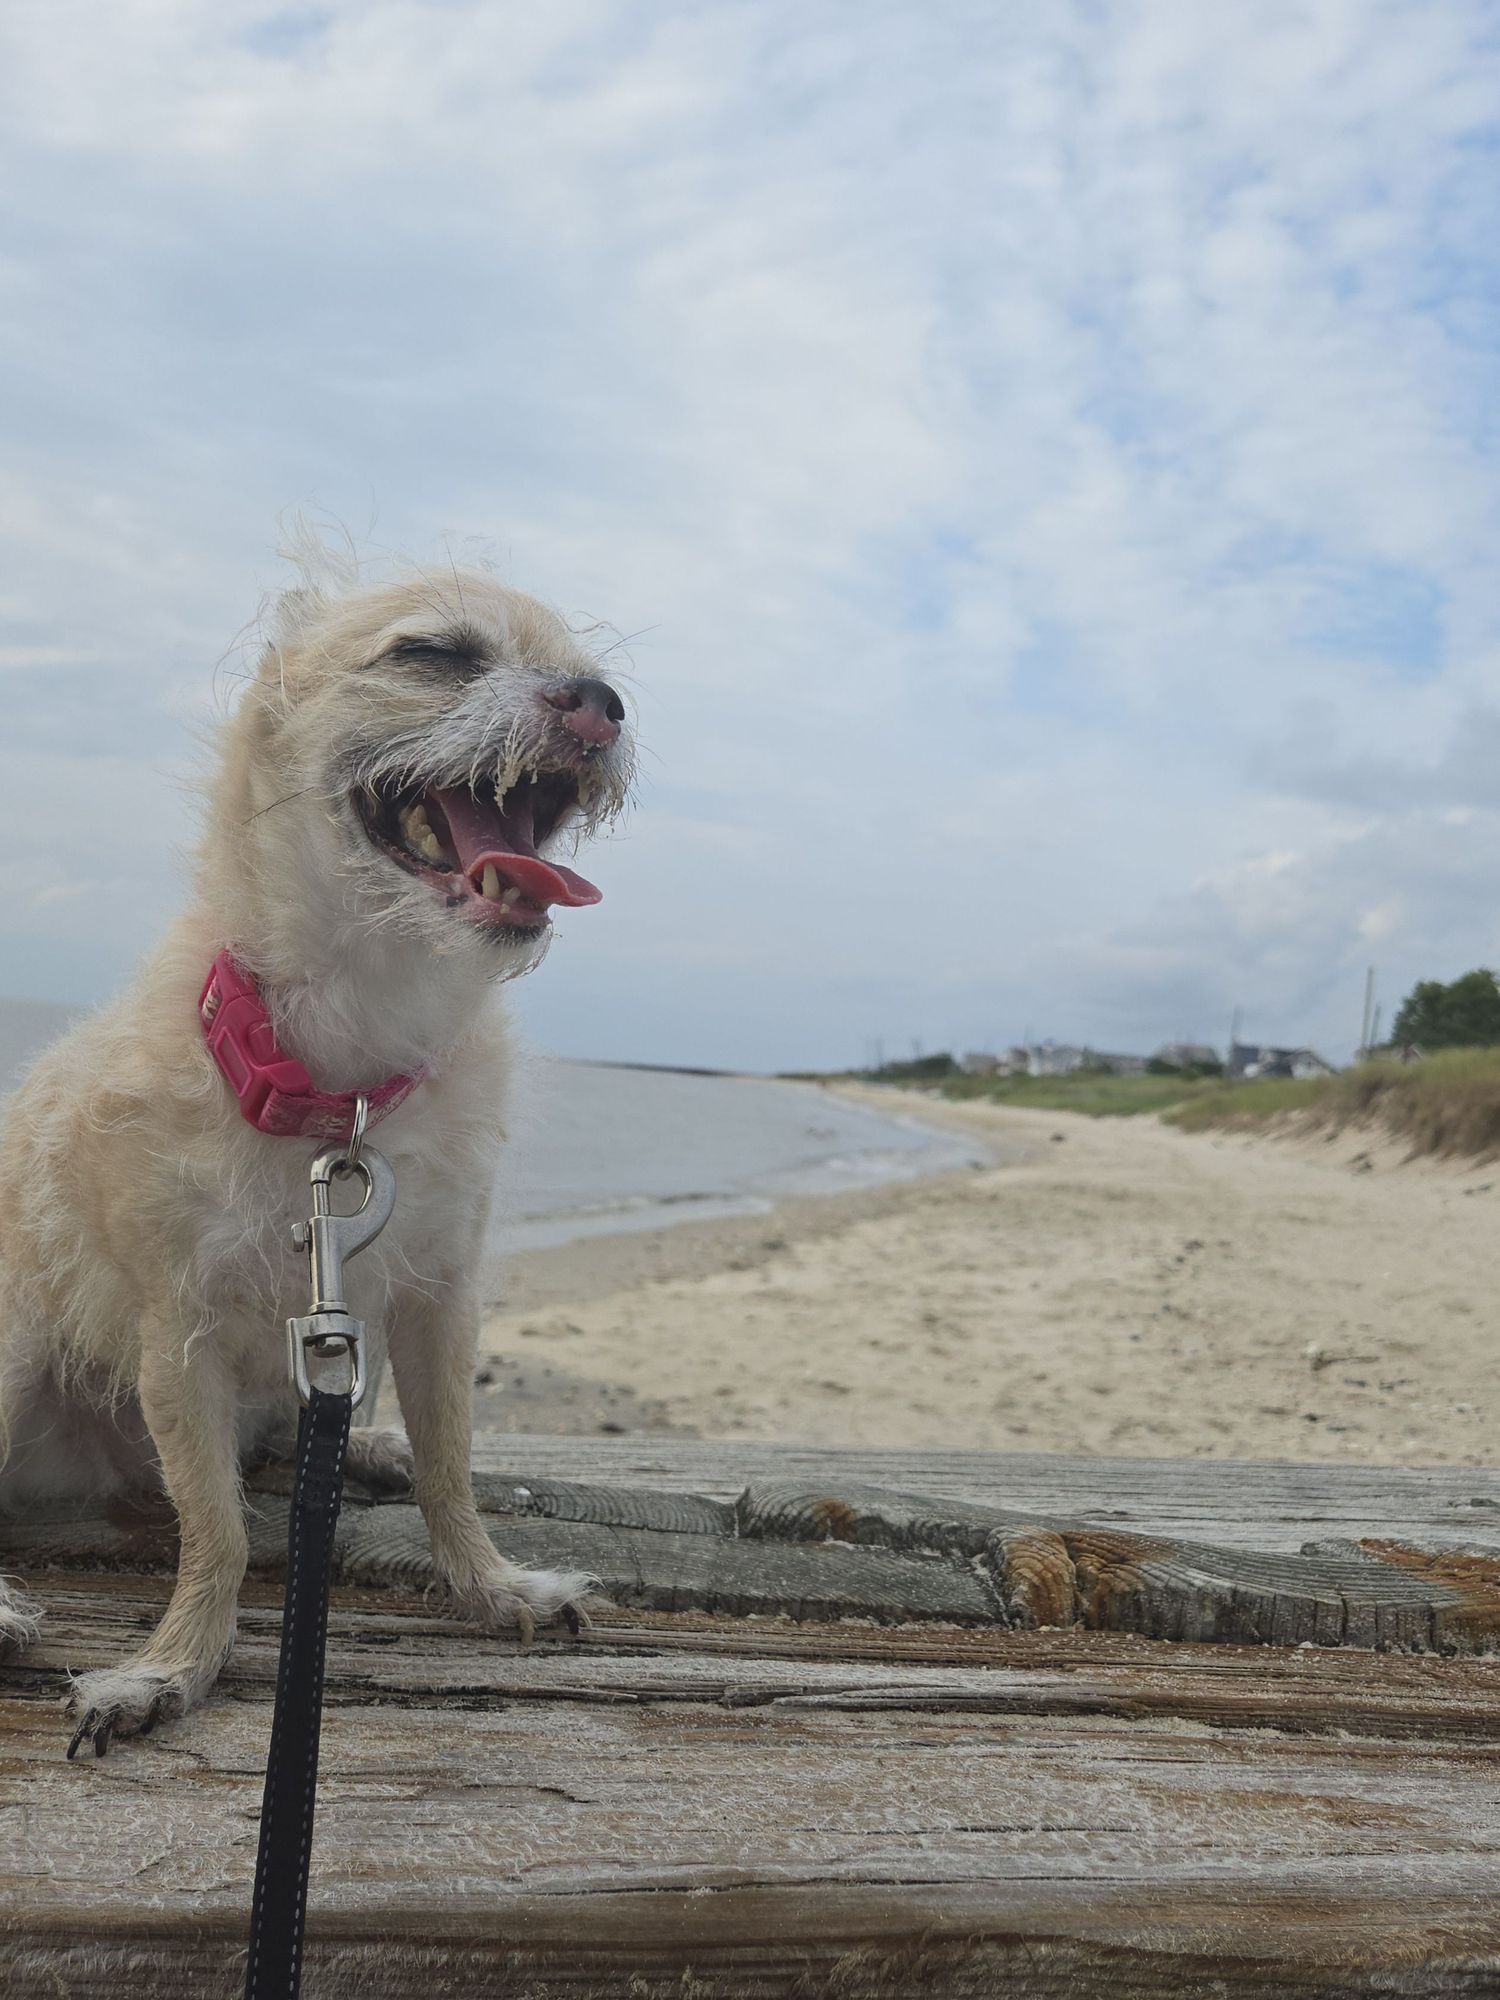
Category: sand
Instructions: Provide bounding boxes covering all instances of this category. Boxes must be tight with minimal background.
[474,1085,1500,1464]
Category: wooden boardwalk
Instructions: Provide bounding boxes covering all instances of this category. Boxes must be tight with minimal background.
[4,1436,1500,1996]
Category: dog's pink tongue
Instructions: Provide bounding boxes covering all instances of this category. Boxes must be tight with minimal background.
[483,852,602,907]
[432,786,602,909]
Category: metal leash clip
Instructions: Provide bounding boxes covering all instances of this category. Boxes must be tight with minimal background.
[286,1103,396,1409]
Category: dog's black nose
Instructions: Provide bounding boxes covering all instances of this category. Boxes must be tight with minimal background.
[543,676,625,746]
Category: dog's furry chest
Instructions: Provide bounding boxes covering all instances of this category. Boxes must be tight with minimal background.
[193,1129,489,1362]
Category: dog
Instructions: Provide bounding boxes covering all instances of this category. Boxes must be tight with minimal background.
[0,542,635,1754]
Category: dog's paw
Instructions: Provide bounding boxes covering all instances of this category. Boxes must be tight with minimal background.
[65,1664,196,1761]
[344,1425,416,1495]
[449,1565,599,1643]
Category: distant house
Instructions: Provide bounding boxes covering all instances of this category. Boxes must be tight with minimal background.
[1153,1042,1222,1073]
[961,1051,1001,1076]
[1027,1041,1089,1076]
[1229,1042,1336,1081]
[1024,1043,1146,1077]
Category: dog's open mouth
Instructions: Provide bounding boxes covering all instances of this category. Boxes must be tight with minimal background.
[355,770,602,930]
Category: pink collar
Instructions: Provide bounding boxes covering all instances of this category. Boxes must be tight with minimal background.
[198,951,427,1140]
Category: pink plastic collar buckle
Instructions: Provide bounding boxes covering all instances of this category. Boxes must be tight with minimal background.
[199,951,426,1141]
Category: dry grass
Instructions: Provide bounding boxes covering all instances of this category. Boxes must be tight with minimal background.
[1168,1049,1500,1161]
[936,1070,1221,1117]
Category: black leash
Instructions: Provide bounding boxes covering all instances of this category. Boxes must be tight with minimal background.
[243,1389,352,2000]
[244,1129,395,2000]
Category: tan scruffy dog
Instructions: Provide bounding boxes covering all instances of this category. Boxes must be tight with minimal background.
[0,543,635,1755]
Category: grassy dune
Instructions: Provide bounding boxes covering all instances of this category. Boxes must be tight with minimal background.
[858,1051,1500,1161]
[934,1070,1222,1118]
[1167,1049,1500,1160]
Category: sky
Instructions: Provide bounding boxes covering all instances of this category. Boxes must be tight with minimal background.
[2,0,1499,1073]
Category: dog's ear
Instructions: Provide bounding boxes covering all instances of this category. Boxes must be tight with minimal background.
[256,580,337,707]
[268,586,323,647]
[272,517,360,638]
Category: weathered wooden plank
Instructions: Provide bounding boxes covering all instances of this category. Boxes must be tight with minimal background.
[736,1481,1494,1650]
[471,1468,737,1534]
[6,1580,1500,1999]
[12,1448,1500,1651]
[10,1577,1500,1745]
[6,1572,1500,1993]
[9,1439,1500,1993]
[471,1434,1500,1553]
[336,1503,1001,1624]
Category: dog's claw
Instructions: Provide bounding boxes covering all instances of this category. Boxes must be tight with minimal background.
[444,1567,595,1643]
[66,1710,115,1761]
[65,1666,193,1757]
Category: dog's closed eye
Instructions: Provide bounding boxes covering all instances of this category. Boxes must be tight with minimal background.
[381,628,492,678]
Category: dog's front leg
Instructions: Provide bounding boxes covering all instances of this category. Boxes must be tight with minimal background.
[389,1282,593,1639]
[67,1316,247,1757]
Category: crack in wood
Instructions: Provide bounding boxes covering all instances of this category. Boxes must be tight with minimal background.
[11,1446,1500,1993]
[9,1461,1500,1653]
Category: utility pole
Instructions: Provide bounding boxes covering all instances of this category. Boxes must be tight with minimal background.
[1360,967,1376,1059]
[1228,1006,1242,1070]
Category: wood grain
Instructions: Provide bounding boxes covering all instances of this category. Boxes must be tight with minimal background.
[471,1434,1500,1552]
[6,1577,1500,1995]
[11,1442,1500,1652]
[6,1439,1500,1994]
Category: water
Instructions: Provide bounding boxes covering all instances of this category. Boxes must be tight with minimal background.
[0,1000,984,1251]
[494,1057,985,1251]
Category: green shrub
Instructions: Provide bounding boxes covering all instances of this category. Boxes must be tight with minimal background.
[1168,1048,1500,1160]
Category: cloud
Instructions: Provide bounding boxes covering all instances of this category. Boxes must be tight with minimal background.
[1068,803,1500,1055]
[1,0,1498,1068]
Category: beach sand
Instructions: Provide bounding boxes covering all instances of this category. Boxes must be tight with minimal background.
[471,1085,1500,1463]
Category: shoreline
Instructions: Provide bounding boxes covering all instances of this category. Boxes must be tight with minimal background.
[488,1088,1021,1316]
[468,1096,1021,1438]
[473,1086,1500,1464]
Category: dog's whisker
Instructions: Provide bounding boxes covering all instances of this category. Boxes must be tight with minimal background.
[241,785,325,826]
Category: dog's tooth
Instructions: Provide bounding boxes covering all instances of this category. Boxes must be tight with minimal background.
[480,863,502,901]
[418,831,443,862]
[499,887,519,912]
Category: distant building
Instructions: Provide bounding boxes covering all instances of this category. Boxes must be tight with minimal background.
[1229,1042,1336,1080]
[1153,1042,1223,1072]
[961,1051,1001,1076]
[1027,1041,1088,1076]
[1023,1042,1146,1077]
